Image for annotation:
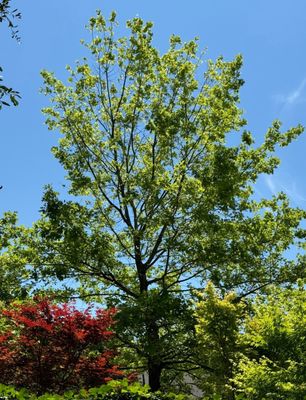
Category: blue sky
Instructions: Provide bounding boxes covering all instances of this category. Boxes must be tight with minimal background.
[1,0,306,226]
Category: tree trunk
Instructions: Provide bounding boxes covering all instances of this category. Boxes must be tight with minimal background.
[148,360,162,391]
[146,318,162,391]
[136,255,163,391]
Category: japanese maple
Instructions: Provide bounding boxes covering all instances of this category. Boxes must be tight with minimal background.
[0,298,123,394]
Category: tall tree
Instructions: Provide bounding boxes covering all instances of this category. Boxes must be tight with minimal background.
[31,11,306,391]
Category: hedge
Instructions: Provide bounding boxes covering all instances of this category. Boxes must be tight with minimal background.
[0,380,185,400]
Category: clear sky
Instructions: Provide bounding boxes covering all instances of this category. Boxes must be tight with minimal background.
[1,0,306,226]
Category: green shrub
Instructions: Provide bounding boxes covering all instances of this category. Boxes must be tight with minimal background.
[0,380,186,400]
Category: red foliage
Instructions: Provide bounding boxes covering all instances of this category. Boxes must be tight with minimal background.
[0,298,123,394]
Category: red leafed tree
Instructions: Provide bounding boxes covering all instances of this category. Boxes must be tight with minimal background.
[0,298,123,394]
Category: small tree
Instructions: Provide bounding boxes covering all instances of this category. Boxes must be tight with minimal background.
[0,298,122,394]
[193,283,246,399]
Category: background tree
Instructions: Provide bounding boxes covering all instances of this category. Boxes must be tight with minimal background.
[0,297,122,394]
[0,0,21,109]
[0,212,31,301]
[233,282,306,400]
[193,282,306,399]
[0,1,24,303]
[0,0,21,39]
[29,11,306,391]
